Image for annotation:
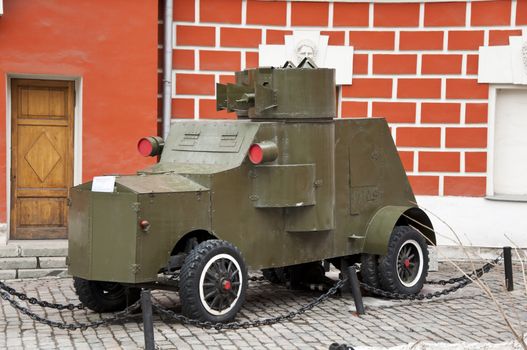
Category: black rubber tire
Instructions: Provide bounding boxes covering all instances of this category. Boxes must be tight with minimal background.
[360,254,380,289]
[283,262,322,289]
[179,240,248,323]
[261,268,281,284]
[273,267,288,283]
[378,226,429,295]
[73,277,140,313]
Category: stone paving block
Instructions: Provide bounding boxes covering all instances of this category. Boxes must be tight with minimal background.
[39,257,67,268]
[17,268,67,279]
[20,246,68,257]
[0,263,526,349]
[0,245,20,257]
[0,257,37,269]
[0,269,16,279]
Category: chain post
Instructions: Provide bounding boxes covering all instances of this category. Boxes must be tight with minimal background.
[347,266,365,315]
[503,246,514,291]
[329,343,354,350]
[339,258,351,294]
[141,289,156,350]
[338,259,365,314]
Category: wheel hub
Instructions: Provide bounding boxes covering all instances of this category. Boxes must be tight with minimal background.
[222,279,232,291]
[404,258,410,269]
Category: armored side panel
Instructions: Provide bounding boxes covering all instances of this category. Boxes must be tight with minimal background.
[332,118,417,256]
[252,164,316,208]
[69,186,139,283]
[68,185,93,279]
[276,122,335,232]
[134,189,210,282]
[68,175,210,283]
[209,121,335,269]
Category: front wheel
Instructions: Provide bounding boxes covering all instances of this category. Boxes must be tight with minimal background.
[73,277,140,312]
[179,240,248,323]
[378,226,429,295]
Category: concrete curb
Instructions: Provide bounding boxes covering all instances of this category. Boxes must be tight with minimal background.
[354,339,526,349]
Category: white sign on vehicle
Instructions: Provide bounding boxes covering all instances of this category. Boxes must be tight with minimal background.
[91,176,116,193]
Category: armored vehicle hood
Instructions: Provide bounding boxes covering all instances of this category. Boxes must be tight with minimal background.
[139,120,260,175]
[115,174,208,194]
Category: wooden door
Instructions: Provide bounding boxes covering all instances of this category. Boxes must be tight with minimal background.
[10,79,75,239]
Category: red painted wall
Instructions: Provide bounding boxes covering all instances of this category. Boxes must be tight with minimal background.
[0,0,158,222]
[171,0,526,197]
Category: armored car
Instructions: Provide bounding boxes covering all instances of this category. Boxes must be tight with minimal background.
[68,59,435,322]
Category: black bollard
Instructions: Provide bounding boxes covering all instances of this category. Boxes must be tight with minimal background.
[347,266,365,315]
[503,246,514,291]
[340,258,351,294]
[141,289,156,350]
[329,343,355,350]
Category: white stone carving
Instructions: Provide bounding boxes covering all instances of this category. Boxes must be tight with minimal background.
[259,30,353,85]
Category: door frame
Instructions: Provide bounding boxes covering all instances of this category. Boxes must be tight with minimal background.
[5,74,83,241]
[486,84,527,198]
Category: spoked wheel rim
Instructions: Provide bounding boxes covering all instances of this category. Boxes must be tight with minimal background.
[199,253,243,316]
[396,239,424,288]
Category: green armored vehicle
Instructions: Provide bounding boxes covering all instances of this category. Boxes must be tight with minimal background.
[68,60,435,322]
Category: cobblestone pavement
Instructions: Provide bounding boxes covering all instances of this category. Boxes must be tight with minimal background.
[0,261,525,350]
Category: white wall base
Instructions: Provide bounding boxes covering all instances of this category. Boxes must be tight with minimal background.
[0,223,6,245]
[416,195,527,248]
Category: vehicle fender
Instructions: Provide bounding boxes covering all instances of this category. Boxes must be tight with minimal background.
[362,205,435,256]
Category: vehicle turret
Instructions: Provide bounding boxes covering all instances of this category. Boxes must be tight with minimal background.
[216,58,336,120]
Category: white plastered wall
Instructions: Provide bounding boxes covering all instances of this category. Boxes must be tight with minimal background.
[3,74,83,243]
[416,195,527,248]
[487,85,527,197]
[423,32,527,250]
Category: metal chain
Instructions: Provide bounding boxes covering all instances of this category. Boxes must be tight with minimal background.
[361,277,471,300]
[164,273,265,282]
[426,255,502,285]
[361,256,502,300]
[0,281,85,311]
[153,279,346,331]
[0,256,502,331]
[248,275,266,282]
[0,288,140,330]
[329,343,355,350]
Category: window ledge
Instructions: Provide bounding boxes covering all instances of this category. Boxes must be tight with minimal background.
[485,194,527,203]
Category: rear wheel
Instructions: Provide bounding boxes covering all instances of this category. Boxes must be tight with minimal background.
[378,226,429,295]
[73,277,140,312]
[262,267,282,284]
[360,254,380,289]
[179,240,248,322]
